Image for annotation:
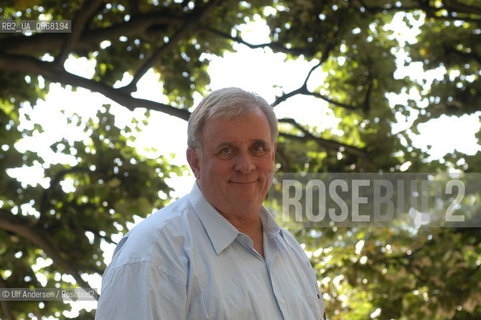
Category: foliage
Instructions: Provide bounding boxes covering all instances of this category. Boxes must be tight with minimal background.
[0,0,480,319]
[0,102,181,319]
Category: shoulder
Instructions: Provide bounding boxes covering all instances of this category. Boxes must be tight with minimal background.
[279,227,303,249]
[107,195,199,272]
[278,227,313,264]
[132,196,194,238]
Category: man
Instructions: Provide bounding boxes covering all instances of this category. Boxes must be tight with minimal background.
[95,87,325,319]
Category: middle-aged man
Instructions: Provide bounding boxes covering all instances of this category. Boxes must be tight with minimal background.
[95,87,326,319]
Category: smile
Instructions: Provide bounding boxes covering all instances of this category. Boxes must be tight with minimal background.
[229,180,257,184]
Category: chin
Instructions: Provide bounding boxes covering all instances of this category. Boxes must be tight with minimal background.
[231,193,263,207]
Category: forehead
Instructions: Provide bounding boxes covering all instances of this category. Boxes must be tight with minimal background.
[201,109,272,146]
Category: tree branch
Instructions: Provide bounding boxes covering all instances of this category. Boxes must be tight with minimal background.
[202,26,316,57]
[270,18,354,110]
[0,53,191,120]
[0,209,98,299]
[358,0,481,22]
[272,61,321,107]
[446,46,481,65]
[272,82,359,110]
[272,87,305,107]
[424,8,481,23]
[362,67,374,113]
[278,118,367,158]
[128,0,140,15]
[122,0,223,93]
[302,61,322,87]
[443,0,481,15]
[357,0,420,13]
[56,0,105,66]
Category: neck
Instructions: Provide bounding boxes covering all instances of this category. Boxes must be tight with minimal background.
[218,206,263,237]
[221,211,264,257]
[223,212,262,236]
[212,199,263,232]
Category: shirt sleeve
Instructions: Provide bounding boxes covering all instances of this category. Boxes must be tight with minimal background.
[94,260,187,320]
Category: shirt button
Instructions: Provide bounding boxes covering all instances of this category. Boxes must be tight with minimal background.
[279,298,286,304]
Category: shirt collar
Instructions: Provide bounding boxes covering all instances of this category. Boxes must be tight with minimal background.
[188,183,239,255]
[260,206,284,240]
[188,183,284,255]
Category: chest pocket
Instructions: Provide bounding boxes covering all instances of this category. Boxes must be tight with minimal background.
[201,281,257,319]
[187,267,257,320]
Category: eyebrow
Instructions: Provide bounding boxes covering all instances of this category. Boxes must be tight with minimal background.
[251,139,267,145]
[215,142,234,149]
[215,139,268,148]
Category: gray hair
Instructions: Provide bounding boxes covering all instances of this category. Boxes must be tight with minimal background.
[187,87,278,149]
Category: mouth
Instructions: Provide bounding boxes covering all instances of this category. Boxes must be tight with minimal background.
[229,180,258,184]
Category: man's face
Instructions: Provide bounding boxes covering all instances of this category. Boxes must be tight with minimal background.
[187,108,276,215]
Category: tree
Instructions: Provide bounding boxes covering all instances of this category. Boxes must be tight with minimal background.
[0,0,480,319]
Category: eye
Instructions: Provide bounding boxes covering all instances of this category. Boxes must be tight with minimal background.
[251,143,266,156]
[220,147,232,154]
[217,146,235,159]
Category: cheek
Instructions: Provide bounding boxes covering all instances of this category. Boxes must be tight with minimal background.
[205,159,231,177]
[258,157,275,172]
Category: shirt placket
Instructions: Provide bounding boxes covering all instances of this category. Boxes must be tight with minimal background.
[264,232,290,319]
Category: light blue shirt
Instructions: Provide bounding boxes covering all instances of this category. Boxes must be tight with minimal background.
[95,183,325,319]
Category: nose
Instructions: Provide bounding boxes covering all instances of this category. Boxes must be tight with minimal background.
[234,151,255,174]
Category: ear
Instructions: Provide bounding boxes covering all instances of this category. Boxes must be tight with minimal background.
[186,147,200,179]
